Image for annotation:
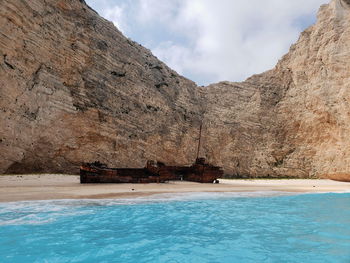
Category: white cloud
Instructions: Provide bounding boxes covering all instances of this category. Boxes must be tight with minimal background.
[136,0,180,24]
[152,41,192,74]
[103,5,126,33]
[86,0,329,85]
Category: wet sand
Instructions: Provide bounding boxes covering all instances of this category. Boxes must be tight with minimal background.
[0,174,349,202]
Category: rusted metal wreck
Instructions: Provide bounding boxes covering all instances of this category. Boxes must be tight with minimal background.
[80,124,223,184]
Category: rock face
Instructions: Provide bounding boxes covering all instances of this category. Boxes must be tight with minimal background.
[201,0,350,179]
[1,0,350,179]
[0,0,202,174]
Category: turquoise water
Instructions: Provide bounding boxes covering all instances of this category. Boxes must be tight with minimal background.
[0,192,349,263]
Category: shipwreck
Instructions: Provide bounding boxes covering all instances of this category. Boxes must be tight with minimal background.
[80,124,223,183]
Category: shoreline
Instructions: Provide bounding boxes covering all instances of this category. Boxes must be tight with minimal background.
[1,174,349,203]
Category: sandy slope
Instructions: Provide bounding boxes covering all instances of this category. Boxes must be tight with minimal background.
[0,174,349,202]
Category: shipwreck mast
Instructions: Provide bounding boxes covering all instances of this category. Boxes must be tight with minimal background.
[196,122,203,160]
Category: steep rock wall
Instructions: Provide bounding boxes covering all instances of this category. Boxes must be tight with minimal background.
[201,0,350,179]
[1,0,350,180]
[0,0,202,174]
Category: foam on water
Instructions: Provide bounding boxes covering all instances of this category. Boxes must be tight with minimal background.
[0,191,295,226]
[0,192,349,263]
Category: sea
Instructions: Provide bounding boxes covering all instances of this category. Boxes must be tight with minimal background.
[0,192,349,263]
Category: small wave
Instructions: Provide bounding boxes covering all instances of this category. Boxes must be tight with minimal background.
[0,200,92,226]
[145,191,297,201]
[0,191,295,211]
[1,191,347,226]
[0,215,54,226]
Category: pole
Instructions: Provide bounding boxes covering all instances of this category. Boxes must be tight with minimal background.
[196,122,202,160]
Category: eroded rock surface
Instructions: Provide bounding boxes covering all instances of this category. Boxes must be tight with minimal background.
[201,0,350,179]
[0,0,202,174]
[1,0,350,179]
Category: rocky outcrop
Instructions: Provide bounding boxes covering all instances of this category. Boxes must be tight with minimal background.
[0,0,202,174]
[200,0,350,179]
[276,0,350,179]
[1,0,350,180]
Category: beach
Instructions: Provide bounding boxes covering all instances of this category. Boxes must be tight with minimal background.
[0,174,349,202]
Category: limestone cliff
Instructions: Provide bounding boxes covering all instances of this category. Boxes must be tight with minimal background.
[201,0,350,179]
[0,0,202,174]
[1,0,350,180]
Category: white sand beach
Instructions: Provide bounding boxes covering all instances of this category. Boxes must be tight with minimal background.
[0,174,349,202]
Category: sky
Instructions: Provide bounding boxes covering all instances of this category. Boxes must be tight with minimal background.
[85,0,328,86]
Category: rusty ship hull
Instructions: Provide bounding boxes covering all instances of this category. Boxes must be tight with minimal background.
[80,123,223,184]
[80,159,223,184]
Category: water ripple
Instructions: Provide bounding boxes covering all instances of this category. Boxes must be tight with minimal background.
[0,192,349,263]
